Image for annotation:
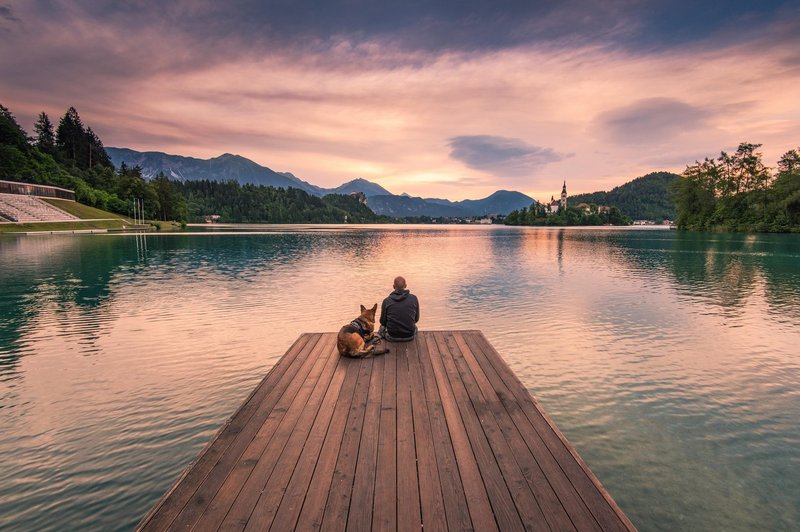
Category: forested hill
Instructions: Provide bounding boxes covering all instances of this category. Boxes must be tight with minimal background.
[0,102,388,224]
[176,180,386,223]
[570,172,679,221]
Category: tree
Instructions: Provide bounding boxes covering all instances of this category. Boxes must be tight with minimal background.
[673,142,800,232]
[733,142,770,194]
[33,112,55,152]
[152,172,187,221]
[569,172,680,220]
[56,106,86,164]
[0,104,30,151]
[777,149,800,176]
[773,147,800,228]
[85,127,112,168]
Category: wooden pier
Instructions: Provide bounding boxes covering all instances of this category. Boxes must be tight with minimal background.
[137,331,635,531]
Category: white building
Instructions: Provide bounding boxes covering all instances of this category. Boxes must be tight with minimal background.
[547,181,568,214]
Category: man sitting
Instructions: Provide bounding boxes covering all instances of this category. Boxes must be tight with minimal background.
[378,276,419,342]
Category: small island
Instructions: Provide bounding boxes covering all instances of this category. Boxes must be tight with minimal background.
[504,181,633,227]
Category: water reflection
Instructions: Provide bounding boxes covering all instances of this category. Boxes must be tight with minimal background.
[595,231,800,321]
[1,227,799,531]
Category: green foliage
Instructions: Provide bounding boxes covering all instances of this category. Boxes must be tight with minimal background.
[321,193,388,223]
[0,101,392,225]
[33,112,55,152]
[152,172,188,222]
[0,145,28,177]
[0,105,31,152]
[505,203,631,226]
[672,143,800,232]
[55,107,113,171]
[569,172,680,221]
[175,180,389,223]
[0,219,129,233]
[55,106,85,163]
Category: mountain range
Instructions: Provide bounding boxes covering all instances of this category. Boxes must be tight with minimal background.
[106,147,535,217]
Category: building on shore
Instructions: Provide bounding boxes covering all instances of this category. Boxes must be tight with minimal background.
[547,181,568,214]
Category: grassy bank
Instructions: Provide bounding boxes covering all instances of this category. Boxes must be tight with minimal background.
[1,198,186,233]
[0,219,131,233]
[148,220,184,231]
[40,198,131,221]
[0,198,152,233]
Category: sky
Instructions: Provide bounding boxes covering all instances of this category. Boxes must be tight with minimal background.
[1,0,799,201]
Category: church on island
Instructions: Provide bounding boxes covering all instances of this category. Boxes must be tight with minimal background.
[547,181,568,214]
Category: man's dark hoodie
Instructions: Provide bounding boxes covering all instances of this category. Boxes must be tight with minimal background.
[380,289,419,339]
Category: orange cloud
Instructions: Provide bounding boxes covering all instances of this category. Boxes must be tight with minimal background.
[2,3,799,201]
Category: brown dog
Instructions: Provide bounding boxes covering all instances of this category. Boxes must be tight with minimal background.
[337,304,389,358]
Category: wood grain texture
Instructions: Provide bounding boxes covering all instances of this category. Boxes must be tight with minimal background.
[137,331,636,532]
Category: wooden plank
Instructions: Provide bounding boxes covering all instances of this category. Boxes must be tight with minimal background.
[467,332,635,532]
[458,332,603,531]
[394,341,422,532]
[240,336,347,531]
[425,333,527,531]
[424,334,523,530]
[406,335,448,531]
[319,357,375,531]
[138,331,636,532]
[372,344,397,532]
[290,355,363,531]
[447,332,580,531]
[194,333,337,531]
[171,333,335,531]
[136,333,320,531]
[346,352,385,531]
[265,346,355,531]
[413,334,491,532]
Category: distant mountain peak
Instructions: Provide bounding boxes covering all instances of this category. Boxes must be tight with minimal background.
[214,153,252,163]
[105,147,535,217]
[330,178,393,197]
[106,147,310,191]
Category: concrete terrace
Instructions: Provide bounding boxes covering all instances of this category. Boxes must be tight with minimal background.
[0,193,78,223]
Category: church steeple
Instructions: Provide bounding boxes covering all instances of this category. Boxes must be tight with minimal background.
[560,180,567,209]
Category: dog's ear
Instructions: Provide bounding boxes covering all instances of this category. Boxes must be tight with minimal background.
[371,303,378,311]
[360,304,366,313]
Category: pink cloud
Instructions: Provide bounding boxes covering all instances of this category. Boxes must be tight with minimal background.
[1,3,799,200]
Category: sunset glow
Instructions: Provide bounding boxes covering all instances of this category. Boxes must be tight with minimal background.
[2,1,798,200]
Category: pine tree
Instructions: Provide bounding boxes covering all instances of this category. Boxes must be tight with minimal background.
[33,112,55,152]
[0,104,30,150]
[56,106,87,165]
[85,127,112,168]
[777,149,800,176]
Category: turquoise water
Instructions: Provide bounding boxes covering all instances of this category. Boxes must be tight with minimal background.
[1,226,799,531]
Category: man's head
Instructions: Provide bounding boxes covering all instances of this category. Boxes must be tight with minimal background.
[393,276,407,291]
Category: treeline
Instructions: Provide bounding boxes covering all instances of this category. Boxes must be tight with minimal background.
[570,172,679,221]
[175,180,388,223]
[504,203,630,226]
[0,104,127,210]
[672,143,800,232]
[0,102,388,224]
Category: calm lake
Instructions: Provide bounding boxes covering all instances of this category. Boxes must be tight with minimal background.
[1,225,799,531]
